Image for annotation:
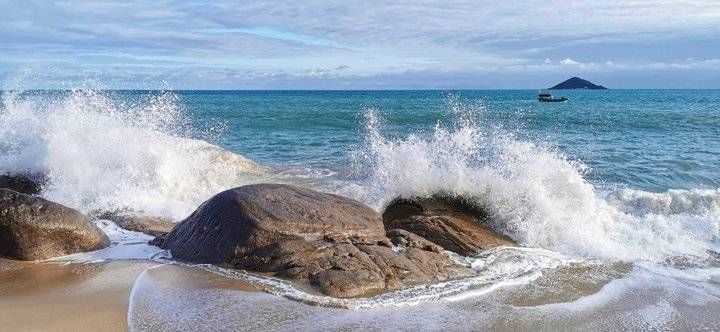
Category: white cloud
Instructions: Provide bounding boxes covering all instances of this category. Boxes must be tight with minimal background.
[1,1,720,88]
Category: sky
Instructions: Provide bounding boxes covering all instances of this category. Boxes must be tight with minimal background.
[1,0,719,89]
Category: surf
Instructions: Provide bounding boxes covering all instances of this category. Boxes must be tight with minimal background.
[349,102,719,263]
[2,88,718,316]
[0,89,265,220]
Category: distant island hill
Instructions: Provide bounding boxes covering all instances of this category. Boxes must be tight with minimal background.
[548,77,607,90]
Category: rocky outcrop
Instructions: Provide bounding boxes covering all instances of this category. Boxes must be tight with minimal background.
[0,174,45,195]
[0,189,110,260]
[383,196,515,256]
[151,184,471,298]
[90,210,175,237]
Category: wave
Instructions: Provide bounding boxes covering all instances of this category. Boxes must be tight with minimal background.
[349,104,719,262]
[1,87,717,265]
[606,188,720,216]
[0,89,265,220]
[4,87,716,313]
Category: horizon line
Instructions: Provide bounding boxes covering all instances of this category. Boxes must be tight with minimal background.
[3,88,720,92]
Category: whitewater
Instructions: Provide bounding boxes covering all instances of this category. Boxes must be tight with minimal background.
[1,88,719,329]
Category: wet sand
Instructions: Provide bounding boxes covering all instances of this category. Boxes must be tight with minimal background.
[0,260,154,331]
[505,261,632,307]
[0,259,259,332]
[2,257,719,331]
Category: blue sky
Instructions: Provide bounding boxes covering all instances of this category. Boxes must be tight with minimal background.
[1,0,719,89]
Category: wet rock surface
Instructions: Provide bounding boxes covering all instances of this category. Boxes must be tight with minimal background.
[91,210,175,237]
[0,174,45,195]
[383,196,515,256]
[152,184,471,298]
[0,189,110,260]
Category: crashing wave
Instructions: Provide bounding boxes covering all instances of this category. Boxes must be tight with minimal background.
[347,104,719,262]
[0,89,265,220]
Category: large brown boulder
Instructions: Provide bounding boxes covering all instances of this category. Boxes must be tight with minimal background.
[90,210,175,237]
[0,189,110,260]
[383,196,515,256]
[151,184,471,298]
[0,174,45,195]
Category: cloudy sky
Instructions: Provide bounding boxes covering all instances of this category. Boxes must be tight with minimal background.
[1,0,719,89]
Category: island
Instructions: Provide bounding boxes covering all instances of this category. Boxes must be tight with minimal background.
[549,77,607,90]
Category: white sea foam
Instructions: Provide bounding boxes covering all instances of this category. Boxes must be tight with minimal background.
[3,87,719,314]
[606,187,720,216]
[350,106,719,262]
[4,88,715,264]
[0,90,265,219]
[126,257,720,331]
[50,220,170,263]
[144,246,577,309]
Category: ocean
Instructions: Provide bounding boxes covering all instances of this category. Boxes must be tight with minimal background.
[1,88,719,329]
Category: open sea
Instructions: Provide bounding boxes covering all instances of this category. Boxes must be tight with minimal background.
[1,88,719,330]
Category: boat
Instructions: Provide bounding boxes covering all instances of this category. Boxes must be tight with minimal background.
[538,90,568,102]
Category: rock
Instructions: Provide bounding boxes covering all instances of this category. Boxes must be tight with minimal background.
[152,184,471,298]
[383,196,515,256]
[549,77,607,90]
[0,173,45,195]
[152,183,388,262]
[387,228,443,253]
[0,189,110,260]
[90,210,175,237]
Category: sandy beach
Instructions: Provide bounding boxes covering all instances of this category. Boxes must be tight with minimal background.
[0,259,259,331]
[0,259,156,331]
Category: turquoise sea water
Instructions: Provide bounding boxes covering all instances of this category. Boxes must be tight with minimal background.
[6,89,718,192]
[178,89,720,192]
[1,88,720,328]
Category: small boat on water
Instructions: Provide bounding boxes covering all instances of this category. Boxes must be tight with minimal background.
[538,90,568,102]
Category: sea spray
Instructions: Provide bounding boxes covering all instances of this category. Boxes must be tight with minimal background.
[4,88,716,262]
[351,102,719,262]
[0,89,265,220]
[3,89,713,320]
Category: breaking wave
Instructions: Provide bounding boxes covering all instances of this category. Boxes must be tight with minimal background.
[5,87,715,315]
[0,90,265,220]
[3,88,716,264]
[351,105,719,262]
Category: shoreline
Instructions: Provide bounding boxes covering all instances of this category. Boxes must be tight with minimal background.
[0,260,150,331]
[0,259,260,331]
[1,255,719,330]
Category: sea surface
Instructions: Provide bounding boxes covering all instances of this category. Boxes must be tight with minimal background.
[1,88,719,330]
